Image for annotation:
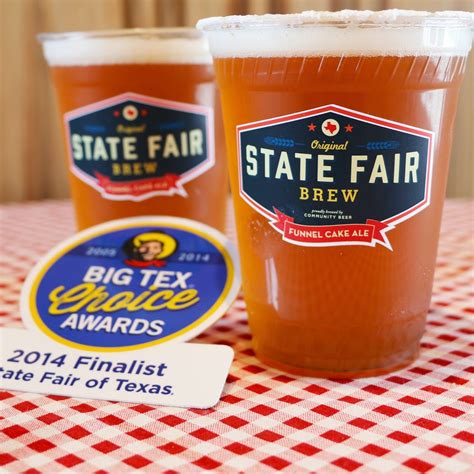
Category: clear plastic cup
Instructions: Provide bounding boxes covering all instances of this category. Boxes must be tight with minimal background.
[39,28,227,231]
[198,10,473,377]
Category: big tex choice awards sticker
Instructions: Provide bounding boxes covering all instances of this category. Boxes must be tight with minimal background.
[21,217,240,351]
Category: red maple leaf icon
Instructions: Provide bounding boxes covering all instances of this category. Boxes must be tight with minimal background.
[324,121,337,134]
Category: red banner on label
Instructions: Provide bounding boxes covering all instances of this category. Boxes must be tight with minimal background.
[95,172,187,198]
[271,208,393,249]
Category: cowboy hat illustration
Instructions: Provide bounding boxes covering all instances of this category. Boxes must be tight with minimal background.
[123,231,177,267]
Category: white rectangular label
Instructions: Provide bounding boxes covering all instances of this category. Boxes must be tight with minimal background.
[0,327,233,409]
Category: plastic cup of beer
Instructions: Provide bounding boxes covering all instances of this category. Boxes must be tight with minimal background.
[39,28,227,231]
[198,10,473,377]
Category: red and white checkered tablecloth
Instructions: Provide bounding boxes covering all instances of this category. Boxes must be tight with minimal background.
[0,199,473,473]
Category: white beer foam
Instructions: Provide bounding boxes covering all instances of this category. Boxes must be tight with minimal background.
[41,31,212,66]
[197,10,473,57]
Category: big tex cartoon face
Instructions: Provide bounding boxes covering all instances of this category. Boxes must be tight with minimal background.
[124,232,178,267]
[139,240,163,261]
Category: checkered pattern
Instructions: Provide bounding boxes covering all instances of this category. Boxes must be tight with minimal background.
[1,199,473,473]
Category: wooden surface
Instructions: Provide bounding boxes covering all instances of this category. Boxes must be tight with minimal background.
[0,0,472,202]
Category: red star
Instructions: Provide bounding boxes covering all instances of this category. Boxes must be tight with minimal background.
[141,109,148,117]
[344,124,353,133]
[308,123,316,132]
[113,110,120,117]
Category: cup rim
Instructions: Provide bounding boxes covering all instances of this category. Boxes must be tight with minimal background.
[37,27,203,43]
[197,10,474,31]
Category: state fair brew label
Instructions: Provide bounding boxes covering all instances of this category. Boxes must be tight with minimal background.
[21,217,241,351]
[64,92,214,201]
[237,104,434,250]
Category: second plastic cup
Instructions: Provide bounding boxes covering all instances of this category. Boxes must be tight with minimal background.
[40,28,227,231]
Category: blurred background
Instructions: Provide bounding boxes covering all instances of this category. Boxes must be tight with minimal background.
[0,0,472,202]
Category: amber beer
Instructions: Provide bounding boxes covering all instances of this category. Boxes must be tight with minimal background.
[198,11,473,377]
[40,29,227,231]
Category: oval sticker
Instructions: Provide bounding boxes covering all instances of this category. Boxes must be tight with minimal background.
[21,217,241,351]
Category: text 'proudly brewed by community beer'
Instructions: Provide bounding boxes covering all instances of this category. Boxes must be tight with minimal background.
[40,29,227,230]
[198,10,473,377]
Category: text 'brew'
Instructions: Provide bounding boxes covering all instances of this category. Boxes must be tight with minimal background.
[198,10,473,377]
